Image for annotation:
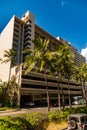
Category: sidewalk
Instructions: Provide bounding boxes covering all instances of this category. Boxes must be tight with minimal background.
[0,108,30,116]
[0,107,59,116]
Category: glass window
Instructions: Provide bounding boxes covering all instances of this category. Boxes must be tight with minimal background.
[29,20,32,23]
[29,24,32,28]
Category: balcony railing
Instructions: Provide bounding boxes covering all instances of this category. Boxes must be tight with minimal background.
[21,78,81,90]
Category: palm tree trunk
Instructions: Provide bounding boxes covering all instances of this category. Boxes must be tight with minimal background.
[81,81,86,105]
[44,69,50,112]
[57,72,61,110]
[68,78,72,108]
[60,77,65,109]
[8,62,11,81]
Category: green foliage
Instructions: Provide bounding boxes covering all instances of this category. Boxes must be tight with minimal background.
[62,106,87,114]
[0,107,17,111]
[48,110,68,122]
[0,113,48,130]
[0,76,18,107]
[0,106,87,129]
[2,49,17,66]
[26,112,48,130]
[48,106,87,123]
[48,111,61,122]
[0,117,29,130]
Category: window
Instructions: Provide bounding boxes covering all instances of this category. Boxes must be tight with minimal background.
[25,37,31,41]
[29,24,32,28]
[28,33,31,36]
[29,29,31,32]
[29,20,32,23]
[13,39,19,44]
[13,44,18,49]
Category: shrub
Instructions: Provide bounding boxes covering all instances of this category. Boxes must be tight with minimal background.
[48,110,62,122]
[0,113,48,130]
[0,106,87,130]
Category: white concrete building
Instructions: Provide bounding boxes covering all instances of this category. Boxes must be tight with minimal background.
[0,11,85,107]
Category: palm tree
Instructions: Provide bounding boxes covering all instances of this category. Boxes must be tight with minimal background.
[0,82,9,106]
[0,49,19,106]
[63,54,75,108]
[3,49,17,64]
[50,50,62,110]
[0,76,19,106]
[7,76,19,106]
[2,49,17,80]
[23,37,52,111]
[0,58,2,62]
[50,44,75,109]
[74,63,87,104]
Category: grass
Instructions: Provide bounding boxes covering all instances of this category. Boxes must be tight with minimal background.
[0,106,18,111]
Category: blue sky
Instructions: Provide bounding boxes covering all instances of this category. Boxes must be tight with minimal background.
[1,0,87,59]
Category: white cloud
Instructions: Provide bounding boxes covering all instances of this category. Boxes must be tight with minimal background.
[81,47,87,61]
[68,42,71,44]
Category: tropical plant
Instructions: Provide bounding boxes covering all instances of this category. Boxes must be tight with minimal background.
[61,47,75,108]
[2,49,17,80]
[0,49,19,106]
[7,76,19,106]
[51,45,75,109]
[1,76,19,106]
[2,49,17,64]
[0,82,9,106]
[0,58,2,62]
[50,50,61,110]
[74,63,87,104]
[23,37,53,111]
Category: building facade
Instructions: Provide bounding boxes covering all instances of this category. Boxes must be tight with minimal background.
[0,11,85,107]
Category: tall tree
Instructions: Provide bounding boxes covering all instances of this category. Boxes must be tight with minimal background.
[0,49,19,106]
[51,45,75,108]
[6,76,19,106]
[74,63,87,104]
[50,50,62,110]
[63,46,75,108]
[2,49,17,80]
[23,37,52,111]
[0,58,2,62]
[0,76,18,106]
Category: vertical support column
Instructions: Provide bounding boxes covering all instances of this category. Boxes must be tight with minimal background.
[32,94,35,101]
[17,86,20,107]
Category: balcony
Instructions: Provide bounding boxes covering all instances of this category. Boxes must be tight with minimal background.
[21,78,81,90]
[20,87,81,95]
[22,71,80,88]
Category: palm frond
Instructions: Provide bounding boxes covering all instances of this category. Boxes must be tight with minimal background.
[43,39,50,51]
[23,49,33,54]
[39,60,45,71]
[24,62,35,75]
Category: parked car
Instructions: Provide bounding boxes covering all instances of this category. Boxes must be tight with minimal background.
[68,114,87,130]
[72,96,86,105]
[72,99,86,105]
[25,102,35,107]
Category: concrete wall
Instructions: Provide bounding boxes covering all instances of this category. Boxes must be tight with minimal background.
[0,16,15,81]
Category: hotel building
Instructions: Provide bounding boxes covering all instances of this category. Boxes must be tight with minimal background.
[0,11,85,107]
